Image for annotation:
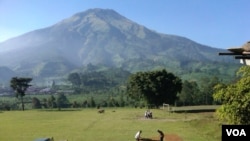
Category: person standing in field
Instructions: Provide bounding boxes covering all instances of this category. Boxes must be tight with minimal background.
[135,130,142,141]
[157,129,164,141]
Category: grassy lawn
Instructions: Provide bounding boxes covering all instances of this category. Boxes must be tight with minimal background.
[0,108,221,141]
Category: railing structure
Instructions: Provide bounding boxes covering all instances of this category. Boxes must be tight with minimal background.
[218,41,250,65]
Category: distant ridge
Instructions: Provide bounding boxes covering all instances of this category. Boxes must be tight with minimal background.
[0,8,239,84]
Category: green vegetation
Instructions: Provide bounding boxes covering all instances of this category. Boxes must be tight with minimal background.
[0,108,221,141]
[67,66,131,94]
[1,67,227,110]
[10,77,33,111]
[213,66,250,124]
[126,69,182,107]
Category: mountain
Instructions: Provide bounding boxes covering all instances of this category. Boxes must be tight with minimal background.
[0,66,16,84]
[0,8,240,84]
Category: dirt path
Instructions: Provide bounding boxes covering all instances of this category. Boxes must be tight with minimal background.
[164,134,183,141]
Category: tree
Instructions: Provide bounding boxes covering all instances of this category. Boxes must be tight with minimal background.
[68,72,81,88]
[200,76,220,105]
[56,93,70,110]
[213,66,250,124]
[47,95,56,109]
[118,94,126,107]
[51,80,56,89]
[82,100,88,108]
[89,96,96,108]
[72,101,80,108]
[10,77,32,111]
[32,97,41,109]
[42,98,48,108]
[178,80,201,106]
[126,69,182,107]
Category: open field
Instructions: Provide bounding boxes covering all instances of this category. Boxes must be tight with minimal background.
[0,107,221,141]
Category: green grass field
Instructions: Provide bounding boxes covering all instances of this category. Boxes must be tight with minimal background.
[0,107,221,141]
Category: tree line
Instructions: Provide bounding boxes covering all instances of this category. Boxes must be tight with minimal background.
[7,68,221,110]
[4,66,250,124]
[1,93,138,110]
[31,94,131,109]
[67,67,131,93]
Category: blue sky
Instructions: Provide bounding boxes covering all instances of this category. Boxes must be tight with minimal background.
[0,0,249,49]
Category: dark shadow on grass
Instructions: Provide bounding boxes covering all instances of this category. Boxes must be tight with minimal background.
[172,109,216,113]
[140,138,159,141]
[37,109,82,112]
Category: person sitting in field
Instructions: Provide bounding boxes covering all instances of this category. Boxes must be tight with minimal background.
[144,110,153,119]
[148,111,153,118]
[144,110,148,118]
[135,130,142,141]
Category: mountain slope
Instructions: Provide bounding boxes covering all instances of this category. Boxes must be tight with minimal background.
[0,8,240,84]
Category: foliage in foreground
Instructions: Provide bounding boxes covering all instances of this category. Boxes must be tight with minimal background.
[213,66,250,124]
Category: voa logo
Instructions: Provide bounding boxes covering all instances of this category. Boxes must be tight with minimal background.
[226,129,246,136]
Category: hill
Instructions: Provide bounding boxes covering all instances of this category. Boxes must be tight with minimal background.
[0,8,241,85]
